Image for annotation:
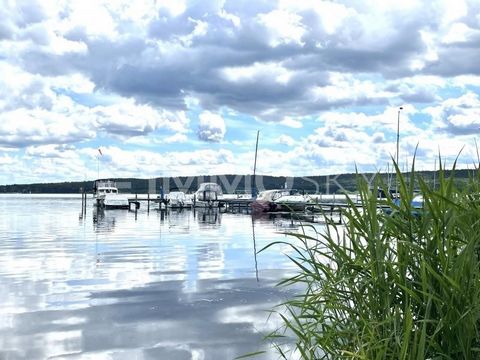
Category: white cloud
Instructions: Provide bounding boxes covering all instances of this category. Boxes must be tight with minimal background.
[221,62,293,85]
[1,0,480,184]
[0,155,15,166]
[279,117,302,128]
[197,111,226,142]
[257,9,305,47]
[424,92,480,135]
[25,144,78,159]
[81,146,238,178]
[278,0,356,35]
[165,133,188,143]
[309,72,394,104]
[94,102,190,137]
[0,108,95,148]
[318,107,420,136]
[217,9,241,28]
[451,75,480,88]
[156,0,187,17]
[0,62,191,147]
[276,135,296,146]
[442,22,480,44]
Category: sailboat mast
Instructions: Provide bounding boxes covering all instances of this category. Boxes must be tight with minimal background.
[252,130,260,198]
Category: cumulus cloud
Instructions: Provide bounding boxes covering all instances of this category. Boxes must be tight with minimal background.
[197,111,226,142]
[0,63,190,148]
[1,1,475,117]
[0,108,96,148]
[4,0,476,121]
[279,117,302,128]
[25,144,78,158]
[1,0,480,183]
[425,92,480,135]
[275,135,296,146]
[93,102,189,137]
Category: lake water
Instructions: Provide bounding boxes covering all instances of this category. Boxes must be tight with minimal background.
[0,194,318,360]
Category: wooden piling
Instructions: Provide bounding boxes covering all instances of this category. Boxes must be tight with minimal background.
[81,189,84,213]
[147,193,150,213]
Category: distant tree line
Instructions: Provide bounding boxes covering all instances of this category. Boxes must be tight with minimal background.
[0,170,474,194]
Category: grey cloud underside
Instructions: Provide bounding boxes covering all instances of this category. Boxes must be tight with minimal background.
[197,128,223,142]
[0,134,93,148]
[97,122,155,137]
[399,90,439,104]
[440,122,480,136]
[434,100,480,136]
[7,1,480,121]
[425,45,480,77]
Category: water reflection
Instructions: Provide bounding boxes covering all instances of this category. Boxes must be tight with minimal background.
[93,208,117,233]
[0,195,310,360]
[195,207,221,227]
[251,217,259,282]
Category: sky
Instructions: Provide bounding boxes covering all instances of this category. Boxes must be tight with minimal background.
[1,0,480,185]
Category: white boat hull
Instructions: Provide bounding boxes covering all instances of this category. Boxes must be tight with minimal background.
[95,194,130,209]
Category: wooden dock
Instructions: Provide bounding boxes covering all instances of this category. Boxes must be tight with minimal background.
[219,198,253,210]
[84,191,389,226]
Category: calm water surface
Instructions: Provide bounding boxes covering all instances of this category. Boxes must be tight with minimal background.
[0,194,320,360]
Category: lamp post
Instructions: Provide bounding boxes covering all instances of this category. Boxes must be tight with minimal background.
[395,106,403,197]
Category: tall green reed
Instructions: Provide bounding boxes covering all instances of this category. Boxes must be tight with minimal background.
[263,160,480,359]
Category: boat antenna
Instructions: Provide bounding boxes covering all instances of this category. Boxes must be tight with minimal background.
[97,148,103,180]
[252,130,260,198]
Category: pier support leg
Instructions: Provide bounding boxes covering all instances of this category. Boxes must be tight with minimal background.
[81,191,84,215]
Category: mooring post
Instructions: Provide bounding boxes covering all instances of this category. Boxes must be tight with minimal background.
[83,190,87,214]
[147,192,150,213]
[81,188,84,213]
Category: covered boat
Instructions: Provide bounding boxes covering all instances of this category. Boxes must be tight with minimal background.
[193,183,222,208]
[167,191,190,209]
[251,189,307,212]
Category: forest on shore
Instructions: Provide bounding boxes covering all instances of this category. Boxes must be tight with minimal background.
[0,169,473,194]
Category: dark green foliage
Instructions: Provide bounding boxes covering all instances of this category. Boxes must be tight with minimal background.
[0,169,475,194]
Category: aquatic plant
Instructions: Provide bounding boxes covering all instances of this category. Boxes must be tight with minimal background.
[263,159,480,359]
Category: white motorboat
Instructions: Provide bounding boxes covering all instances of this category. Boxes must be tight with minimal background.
[251,189,307,212]
[93,180,130,209]
[193,183,222,208]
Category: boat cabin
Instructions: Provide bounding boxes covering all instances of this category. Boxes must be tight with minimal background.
[94,180,119,195]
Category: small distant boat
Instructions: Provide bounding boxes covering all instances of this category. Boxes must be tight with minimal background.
[251,189,307,212]
[384,194,424,217]
[193,183,222,208]
[93,180,130,209]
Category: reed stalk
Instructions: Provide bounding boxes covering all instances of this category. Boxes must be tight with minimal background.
[262,159,480,359]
